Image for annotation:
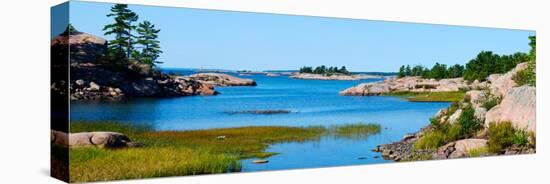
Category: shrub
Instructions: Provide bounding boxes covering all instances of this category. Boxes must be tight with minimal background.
[414,130,447,150]
[481,96,501,110]
[487,122,516,153]
[512,129,529,146]
[457,106,483,138]
[468,146,489,157]
[513,67,535,86]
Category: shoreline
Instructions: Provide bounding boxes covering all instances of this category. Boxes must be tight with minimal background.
[62,121,381,182]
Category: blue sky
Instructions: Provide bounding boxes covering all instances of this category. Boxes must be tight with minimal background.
[57,1,535,72]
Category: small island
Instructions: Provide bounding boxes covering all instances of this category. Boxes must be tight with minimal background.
[290,65,383,80]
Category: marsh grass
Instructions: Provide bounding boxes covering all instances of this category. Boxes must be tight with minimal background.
[69,121,379,182]
[331,123,381,139]
[385,91,465,102]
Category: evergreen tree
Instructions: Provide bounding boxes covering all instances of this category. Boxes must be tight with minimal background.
[405,65,412,76]
[447,64,464,78]
[136,21,163,66]
[103,4,139,62]
[397,65,406,78]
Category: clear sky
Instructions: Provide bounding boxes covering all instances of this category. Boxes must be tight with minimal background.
[59,1,535,72]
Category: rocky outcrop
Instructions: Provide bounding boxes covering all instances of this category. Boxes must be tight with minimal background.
[51,130,141,148]
[290,73,382,81]
[340,76,478,96]
[190,73,257,86]
[374,62,535,162]
[70,74,217,100]
[488,62,528,97]
[433,139,488,159]
[485,86,536,132]
[51,32,107,63]
[51,31,220,101]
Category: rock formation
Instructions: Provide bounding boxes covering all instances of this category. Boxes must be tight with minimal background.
[339,76,479,96]
[374,62,536,161]
[51,31,219,101]
[290,73,382,81]
[190,73,257,86]
[51,130,141,148]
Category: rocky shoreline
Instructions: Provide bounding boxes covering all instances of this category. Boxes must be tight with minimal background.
[372,62,536,161]
[339,76,487,96]
[52,32,260,101]
[290,73,383,81]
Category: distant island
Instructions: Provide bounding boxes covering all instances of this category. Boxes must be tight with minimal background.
[291,65,384,80]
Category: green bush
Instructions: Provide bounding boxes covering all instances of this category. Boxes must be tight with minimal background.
[487,122,516,153]
[513,66,535,86]
[457,106,483,138]
[481,96,501,110]
[414,130,448,150]
[512,129,529,146]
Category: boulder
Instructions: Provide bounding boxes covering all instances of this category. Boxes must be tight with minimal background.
[449,139,488,158]
[465,90,487,108]
[88,81,100,91]
[434,139,487,159]
[485,86,536,132]
[67,131,138,148]
[448,109,463,124]
[190,73,257,86]
[474,107,487,121]
[51,130,69,146]
[488,62,528,97]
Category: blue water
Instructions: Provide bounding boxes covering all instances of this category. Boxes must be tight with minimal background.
[70,73,449,171]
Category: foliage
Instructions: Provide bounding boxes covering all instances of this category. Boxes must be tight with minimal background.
[514,36,536,86]
[331,123,381,139]
[69,121,381,182]
[467,146,489,157]
[135,21,163,66]
[481,96,501,110]
[413,130,448,150]
[487,122,516,153]
[103,4,139,62]
[299,65,351,75]
[463,47,530,82]
[102,4,163,67]
[397,63,464,79]
[386,91,465,102]
[456,106,483,138]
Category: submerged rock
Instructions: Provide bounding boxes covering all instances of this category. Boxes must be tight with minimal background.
[252,159,269,164]
[225,110,292,115]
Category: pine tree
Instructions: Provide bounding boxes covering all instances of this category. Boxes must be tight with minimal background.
[136,21,163,66]
[397,65,405,78]
[103,4,139,62]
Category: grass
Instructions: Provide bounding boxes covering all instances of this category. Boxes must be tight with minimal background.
[414,106,482,150]
[331,123,381,139]
[467,146,490,157]
[385,91,465,102]
[487,122,530,154]
[69,121,380,182]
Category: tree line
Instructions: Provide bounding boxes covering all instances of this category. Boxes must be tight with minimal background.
[103,4,162,67]
[397,63,464,80]
[397,36,535,83]
[299,65,351,75]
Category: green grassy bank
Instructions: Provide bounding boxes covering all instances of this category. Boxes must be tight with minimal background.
[69,121,380,182]
[384,91,465,102]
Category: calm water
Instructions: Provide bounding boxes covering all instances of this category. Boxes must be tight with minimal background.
[70,71,449,171]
